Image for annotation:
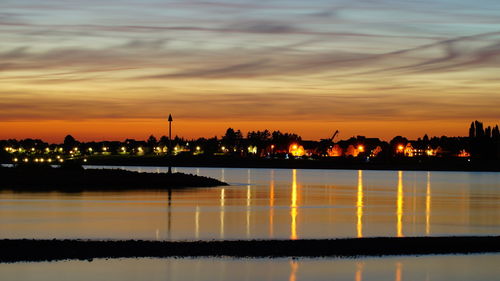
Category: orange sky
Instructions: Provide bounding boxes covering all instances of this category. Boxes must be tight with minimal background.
[1,1,499,142]
[0,118,482,143]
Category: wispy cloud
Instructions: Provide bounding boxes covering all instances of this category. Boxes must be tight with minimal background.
[1,0,500,138]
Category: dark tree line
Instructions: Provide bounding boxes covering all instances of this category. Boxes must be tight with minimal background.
[2,121,499,160]
[468,121,500,159]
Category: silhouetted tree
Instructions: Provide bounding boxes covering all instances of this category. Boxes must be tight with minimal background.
[475,120,484,138]
[469,122,475,138]
[423,134,429,144]
[159,136,169,146]
[493,125,500,140]
[63,135,78,152]
[222,128,242,150]
[147,135,157,147]
[390,136,408,147]
[485,126,492,139]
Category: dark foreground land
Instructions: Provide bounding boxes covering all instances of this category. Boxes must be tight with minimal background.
[0,165,227,191]
[87,155,500,172]
[1,236,499,262]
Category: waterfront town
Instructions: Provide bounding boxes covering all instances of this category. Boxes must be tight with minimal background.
[1,121,499,164]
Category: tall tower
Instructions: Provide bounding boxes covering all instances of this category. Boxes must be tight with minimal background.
[168,114,173,174]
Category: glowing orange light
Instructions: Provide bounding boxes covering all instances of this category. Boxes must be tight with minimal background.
[357,145,364,153]
[289,143,305,157]
[397,145,404,151]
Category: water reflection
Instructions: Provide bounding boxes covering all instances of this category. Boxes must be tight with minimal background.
[269,170,275,238]
[426,172,431,235]
[195,206,200,239]
[291,169,298,240]
[397,171,404,237]
[3,254,499,281]
[357,170,364,238]
[246,169,251,238]
[395,262,403,281]
[220,188,225,239]
[289,260,298,281]
[2,167,499,241]
[355,262,363,281]
[167,188,172,239]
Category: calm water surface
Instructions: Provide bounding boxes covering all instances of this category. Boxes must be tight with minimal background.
[1,167,499,240]
[1,254,499,281]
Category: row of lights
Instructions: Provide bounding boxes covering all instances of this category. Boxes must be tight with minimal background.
[6,145,205,154]
[13,158,64,163]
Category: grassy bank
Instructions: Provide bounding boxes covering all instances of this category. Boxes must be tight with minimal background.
[0,236,498,262]
[0,165,227,192]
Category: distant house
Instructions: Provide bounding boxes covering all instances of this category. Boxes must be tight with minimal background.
[327,144,343,157]
[288,143,305,157]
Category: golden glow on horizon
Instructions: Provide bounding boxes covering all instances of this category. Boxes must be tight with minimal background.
[357,170,364,238]
[0,119,478,143]
[397,171,404,237]
[291,169,298,240]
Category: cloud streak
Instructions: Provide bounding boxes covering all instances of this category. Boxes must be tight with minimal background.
[1,0,500,139]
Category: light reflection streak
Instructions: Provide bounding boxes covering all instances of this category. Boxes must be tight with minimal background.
[195,206,200,239]
[289,260,298,281]
[397,171,404,237]
[220,188,225,239]
[246,169,251,238]
[167,188,172,239]
[357,170,364,238]
[221,168,225,182]
[426,172,431,235]
[270,170,275,238]
[291,169,298,240]
[355,262,364,281]
[395,262,403,281]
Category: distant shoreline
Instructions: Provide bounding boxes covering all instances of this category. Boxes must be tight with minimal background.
[0,166,227,192]
[84,155,500,172]
[1,236,499,262]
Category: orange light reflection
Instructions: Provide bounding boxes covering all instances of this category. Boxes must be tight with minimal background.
[291,169,298,240]
[269,170,275,238]
[426,172,431,235]
[397,171,404,237]
[357,170,364,238]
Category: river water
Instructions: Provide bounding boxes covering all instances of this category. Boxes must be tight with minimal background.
[1,167,499,240]
[1,254,499,281]
[1,167,499,281]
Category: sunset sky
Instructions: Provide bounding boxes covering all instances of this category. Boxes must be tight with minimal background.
[1,0,499,142]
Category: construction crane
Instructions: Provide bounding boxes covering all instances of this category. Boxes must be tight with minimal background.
[331,130,339,142]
